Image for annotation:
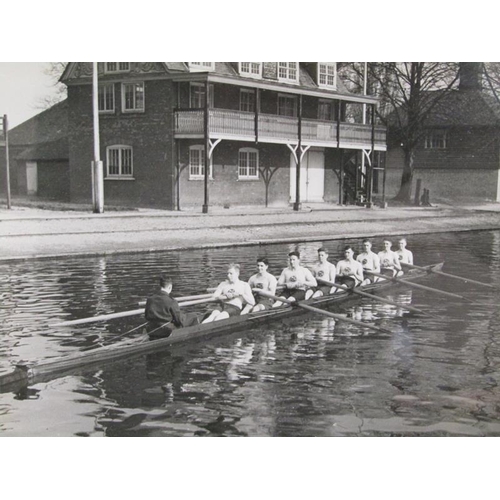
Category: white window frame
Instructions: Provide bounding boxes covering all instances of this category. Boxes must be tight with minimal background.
[106,145,134,179]
[239,89,256,113]
[98,83,115,113]
[189,83,214,109]
[238,148,259,180]
[189,145,213,180]
[105,62,130,73]
[278,62,299,84]
[121,82,145,113]
[278,93,298,117]
[317,62,337,89]
[188,62,215,72]
[425,130,448,149]
[238,62,262,79]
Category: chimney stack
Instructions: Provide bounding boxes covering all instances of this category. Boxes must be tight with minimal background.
[459,62,483,91]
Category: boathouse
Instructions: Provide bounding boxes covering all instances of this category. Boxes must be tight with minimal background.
[0,100,69,200]
[59,62,386,210]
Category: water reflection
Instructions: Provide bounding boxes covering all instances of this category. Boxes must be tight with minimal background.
[0,231,500,436]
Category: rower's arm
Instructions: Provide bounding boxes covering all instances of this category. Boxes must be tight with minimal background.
[393,254,402,270]
[373,254,381,273]
[268,275,278,295]
[304,268,317,288]
[355,262,364,282]
[242,283,256,306]
[212,283,226,300]
[329,264,336,282]
[277,270,287,288]
[408,250,414,265]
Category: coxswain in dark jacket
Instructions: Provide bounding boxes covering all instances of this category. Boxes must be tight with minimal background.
[145,274,198,338]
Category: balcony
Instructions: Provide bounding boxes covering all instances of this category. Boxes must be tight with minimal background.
[174,108,386,150]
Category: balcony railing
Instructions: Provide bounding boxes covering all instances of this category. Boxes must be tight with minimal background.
[174,108,386,149]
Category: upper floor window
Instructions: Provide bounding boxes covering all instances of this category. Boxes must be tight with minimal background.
[98,84,115,113]
[425,130,447,149]
[106,145,133,178]
[190,83,214,108]
[239,62,262,78]
[105,62,130,73]
[278,62,299,83]
[318,63,337,88]
[240,89,256,113]
[318,99,335,121]
[278,94,297,117]
[189,145,213,180]
[188,62,215,72]
[238,148,259,179]
[122,82,145,112]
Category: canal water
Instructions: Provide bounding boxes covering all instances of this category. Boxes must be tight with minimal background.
[0,230,499,436]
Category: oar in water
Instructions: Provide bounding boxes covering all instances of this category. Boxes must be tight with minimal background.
[316,278,434,317]
[50,297,217,327]
[365,270,475,302]
[400,262,499,290]
[254,290,392,335]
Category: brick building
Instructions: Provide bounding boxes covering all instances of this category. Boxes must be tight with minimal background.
[0,100,69,200]
[60,62,386,210]
[386,63,500,203]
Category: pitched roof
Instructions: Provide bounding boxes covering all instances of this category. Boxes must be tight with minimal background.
[17,137,68,161]
[423,90,500,127]
[9,99,68,146]
[61,63,363,100]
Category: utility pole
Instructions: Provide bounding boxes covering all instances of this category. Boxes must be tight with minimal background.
[92,63,104,213]
[2,115,11,209]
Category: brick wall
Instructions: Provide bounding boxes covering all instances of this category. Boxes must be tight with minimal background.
[386,142,500,202]
[68,80,176,208]
[177,141,291,208]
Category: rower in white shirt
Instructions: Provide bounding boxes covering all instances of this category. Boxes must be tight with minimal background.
[306,247,337,299]
[378,239,403,277]
[396,238,414,265]
[356,239,381,286]
[273,251,317,307]
[203,263,255,322]
[335,246,364,289]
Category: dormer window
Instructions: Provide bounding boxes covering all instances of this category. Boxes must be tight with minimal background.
[278,62,299,83]
[105,62,130,73]
[318,63,337,89]
[188,62,215,72]
[239,62,262,78]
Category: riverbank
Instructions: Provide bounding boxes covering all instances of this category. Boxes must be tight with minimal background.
[1,201,499,261]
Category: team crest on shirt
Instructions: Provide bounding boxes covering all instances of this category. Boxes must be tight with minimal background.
[227,288,236,295]
[398,255,403,260]
[255,283,263,289]
[289,275,297,282]
[383,259,390,266]
[318,270,324,277]
[345,267,351,273]
[362,258,368,265]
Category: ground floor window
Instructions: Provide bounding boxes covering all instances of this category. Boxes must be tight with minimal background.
[238,148,259,179]
[189,145,213,179]
[106,146,133,178]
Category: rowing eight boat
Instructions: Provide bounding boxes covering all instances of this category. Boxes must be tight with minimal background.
[0,262,444,392]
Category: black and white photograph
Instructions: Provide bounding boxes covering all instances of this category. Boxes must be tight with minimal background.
[0,3,497,498]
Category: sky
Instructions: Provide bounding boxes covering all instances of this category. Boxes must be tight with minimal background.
[0,63,62,129]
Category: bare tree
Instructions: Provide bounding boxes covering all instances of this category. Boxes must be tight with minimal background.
[340,62,460,203]
[373,63,460,202]
[35,62,68,109]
